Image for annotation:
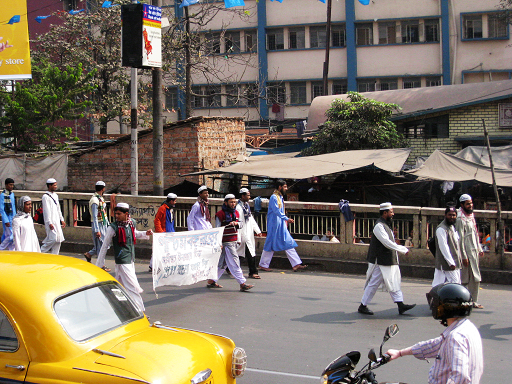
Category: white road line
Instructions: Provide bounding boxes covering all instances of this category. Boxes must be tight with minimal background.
[245,367,319,380]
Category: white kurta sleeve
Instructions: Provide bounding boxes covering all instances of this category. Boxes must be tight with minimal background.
[12,218,22,251]
[57,195,64,222]
[42,194,52,225]
[134,230,150,240]
[249,216,261,234]
[436,227,455,266]
[97,226,115,266]
[373,223,409,254]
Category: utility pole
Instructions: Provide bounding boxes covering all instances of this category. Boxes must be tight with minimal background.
[130,0,138,196]
[152,0,164,196]
[322,0,332,96]
[482,119,504,269]
[184,6,192,118]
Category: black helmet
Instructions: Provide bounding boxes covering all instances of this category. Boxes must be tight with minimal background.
[428,283,473,326]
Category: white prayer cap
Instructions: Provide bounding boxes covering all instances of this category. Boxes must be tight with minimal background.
[239,187,250,194]
[197,185,208,193]
[380,202,392,210]
[167,193,178,199]
[116,202,130,209]
[46,178,57,184]
[225,194,236,200]
[96,181,106,187]
[460,194,472,202]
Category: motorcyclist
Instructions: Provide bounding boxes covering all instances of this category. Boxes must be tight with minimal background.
[386,283,483,384]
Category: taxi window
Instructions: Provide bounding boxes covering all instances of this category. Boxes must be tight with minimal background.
[54,283,141,342]
[0,309,18,352]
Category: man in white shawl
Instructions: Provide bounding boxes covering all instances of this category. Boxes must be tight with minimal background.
[40,178,65,254]
[358,202,416,316]
[12,196,41,252]
[456,194,484,309]
[236,188,263,279]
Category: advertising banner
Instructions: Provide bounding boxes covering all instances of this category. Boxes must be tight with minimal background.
[0,0,32,80]
[152,227,224,291]
[142,4,162,68]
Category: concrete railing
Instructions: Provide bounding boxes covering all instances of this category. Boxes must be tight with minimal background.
[15,191,512,272]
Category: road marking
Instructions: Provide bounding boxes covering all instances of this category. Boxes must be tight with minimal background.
[245,367,319,380]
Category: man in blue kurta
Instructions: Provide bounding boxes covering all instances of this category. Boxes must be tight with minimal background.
[259,180,306,272]
[0,178,16,250]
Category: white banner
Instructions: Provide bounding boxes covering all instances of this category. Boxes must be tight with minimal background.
[152,227,224,290]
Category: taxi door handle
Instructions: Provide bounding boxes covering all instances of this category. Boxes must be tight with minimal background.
[5,364,25,371]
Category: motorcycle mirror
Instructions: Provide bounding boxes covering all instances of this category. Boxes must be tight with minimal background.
[368,348,377,362]
[380,324,399,356]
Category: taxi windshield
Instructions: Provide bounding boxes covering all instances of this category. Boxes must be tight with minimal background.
[54,283,142,341]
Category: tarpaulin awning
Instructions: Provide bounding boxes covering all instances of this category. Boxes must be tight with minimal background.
[407,150,512,187]
[185,148,412,179]
[455,145,512,170]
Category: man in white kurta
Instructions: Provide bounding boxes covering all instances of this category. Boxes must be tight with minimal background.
[236,188,263,279]
[12,196,41,252]
[432,207,462,287]
[358,202,416,316]
[97,203,152,313]
[41,178,65,254]
[187,186,213,231]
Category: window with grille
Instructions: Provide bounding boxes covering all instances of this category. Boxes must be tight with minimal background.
[310,26,327,48]
[290,82,307,104]
[165,87,178,110]
[425,19,439,42]
[378,22,396,44]
[332,81,347,95]
[357,80,375,93]
[267,83,286,104]
[225,84,240,107]
[402,20,420,43]
[267,29,284,50]
[488,15,508,38]
[463,15,483,39]
[378,79,398,91]
[311,82,324,99]
[356,23,373,46]
[426,77,442,87]
[206,85,221,108]
[331,24,346,47]
[192,86,204,108]
[244,30,257,52]
[403,115,449,138]
[225,31,240,54]
[243,83,259,106]
[205,32,221,54]
[289,27,305,49]
[403,77,421,89]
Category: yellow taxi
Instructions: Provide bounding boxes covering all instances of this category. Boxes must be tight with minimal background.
[0,252,246,383]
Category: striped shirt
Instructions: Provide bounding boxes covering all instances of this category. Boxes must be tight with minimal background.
[411,318,483,384]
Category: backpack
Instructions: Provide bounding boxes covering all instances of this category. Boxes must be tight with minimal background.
[33,207,44,224]
[427,236,436,257]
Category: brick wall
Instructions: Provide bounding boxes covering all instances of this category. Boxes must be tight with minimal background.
[68,117,245,194]
[400,98,512,163]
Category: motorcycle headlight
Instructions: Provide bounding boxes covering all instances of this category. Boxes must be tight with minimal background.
[231,347,247,378]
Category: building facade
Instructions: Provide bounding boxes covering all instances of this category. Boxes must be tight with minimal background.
[163,0,511,126]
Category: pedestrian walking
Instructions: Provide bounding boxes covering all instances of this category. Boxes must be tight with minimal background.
[259,179,306,272]
[187,186,212,231]
[456,194,484,309]
[236,188,263,279]
[40,178,65,254]
[386,283,483,384]
[12,196,40,252]
[0,178,16,250]
[83,181,111,271]
[150,193,177,271]
[207,194,253,292]
[432,206,462,286]
[358,202,416,315]
[97,203,153,313]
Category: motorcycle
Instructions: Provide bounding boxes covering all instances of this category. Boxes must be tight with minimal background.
[320,324,406,384]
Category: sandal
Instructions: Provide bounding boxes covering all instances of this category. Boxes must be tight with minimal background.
[293,264,308,272]
[240,283,254,292]
[84,252,92,263]
[101,266,112,272]
[473,303,484,309]
[259,267,273,272]
[249,274,261,279]
[207,282,223,289]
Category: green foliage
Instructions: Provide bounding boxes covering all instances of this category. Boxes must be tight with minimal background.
[0,62,95,151]
[302,92,407,156]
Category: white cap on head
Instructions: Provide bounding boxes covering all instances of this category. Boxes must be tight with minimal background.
[225,194,235,200]
[96,181,106,187]
[167,193,178,199]
[198,186,208,194]
[46,178,57,184]
[116,202,130,209]
[239,187,249,194]
[459,194,472,202]
[380,202,392,210]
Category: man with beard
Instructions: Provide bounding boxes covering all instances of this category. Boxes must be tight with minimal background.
[41,178,66,254]
[456,194,484,309]
[259,179,306,272]
[187,186,212,231]
[358,202,416,315]
[150,193,177,272]
[207,194,254,292]
[0,178,16,250]
[433,206,462,286]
